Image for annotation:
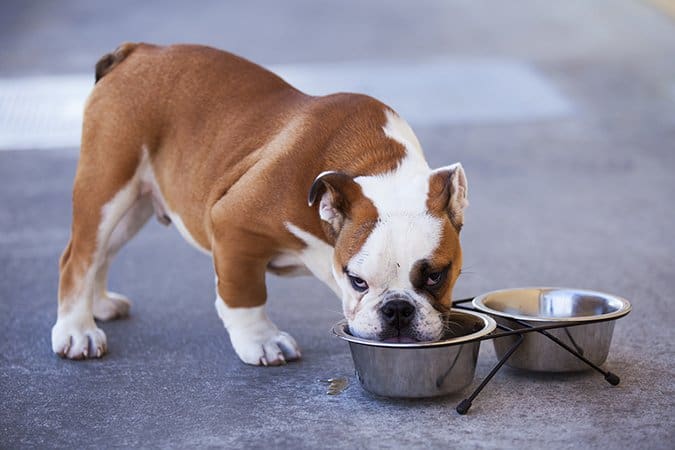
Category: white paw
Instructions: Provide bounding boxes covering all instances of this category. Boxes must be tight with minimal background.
[93,291,131,321]
[215,299,301,366]
[51,316,107,359]
[229,329,301,366]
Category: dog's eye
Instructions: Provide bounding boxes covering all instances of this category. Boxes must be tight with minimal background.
[426,271,444,286]
[348,275,368,292]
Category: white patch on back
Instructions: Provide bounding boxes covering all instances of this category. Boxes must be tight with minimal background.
[382,109,424,158]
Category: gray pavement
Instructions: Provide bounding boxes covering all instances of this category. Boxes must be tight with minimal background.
[1,1,674,448]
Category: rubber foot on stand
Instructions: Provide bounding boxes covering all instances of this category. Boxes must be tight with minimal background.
[604,372,620,386]
[456,399,472,415]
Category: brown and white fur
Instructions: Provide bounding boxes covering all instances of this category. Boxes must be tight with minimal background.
[52,43,468,365]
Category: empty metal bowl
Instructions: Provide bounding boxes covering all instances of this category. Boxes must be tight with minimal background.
[332,310,496,398]
[472,287,631,372]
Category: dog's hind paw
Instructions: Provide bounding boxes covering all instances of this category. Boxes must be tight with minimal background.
[52,316,108,359]
[93,291,131,321]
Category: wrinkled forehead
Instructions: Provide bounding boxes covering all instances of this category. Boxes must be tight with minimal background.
[348,213,445,283]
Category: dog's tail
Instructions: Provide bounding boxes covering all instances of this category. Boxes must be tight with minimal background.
[95,42,139,83]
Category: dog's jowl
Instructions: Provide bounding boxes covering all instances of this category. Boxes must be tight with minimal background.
[52,43,469,365]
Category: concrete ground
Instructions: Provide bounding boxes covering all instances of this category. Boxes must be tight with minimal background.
[1,0,674,448]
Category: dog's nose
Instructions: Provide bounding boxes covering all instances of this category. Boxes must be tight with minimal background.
[380,300,415,328]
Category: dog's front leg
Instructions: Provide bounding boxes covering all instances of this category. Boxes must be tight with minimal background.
[212,237,301,366]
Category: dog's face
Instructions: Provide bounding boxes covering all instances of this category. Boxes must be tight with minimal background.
[309,162,468,343]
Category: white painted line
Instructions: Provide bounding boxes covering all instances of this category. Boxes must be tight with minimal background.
[0,60,573,151]
[0,75,92,150]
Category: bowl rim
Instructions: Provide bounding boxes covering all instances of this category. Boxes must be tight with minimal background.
[331,309,497,349]
[471,287,632,323]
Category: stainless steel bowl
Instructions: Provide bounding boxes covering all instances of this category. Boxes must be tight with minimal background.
[472,287,631,372]
[332,310,496,398]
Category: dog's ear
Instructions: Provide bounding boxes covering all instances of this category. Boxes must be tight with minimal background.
[308,171,362,239]
[427,163,469,231]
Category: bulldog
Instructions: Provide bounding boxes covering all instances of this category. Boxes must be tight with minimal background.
[52,43,468,365]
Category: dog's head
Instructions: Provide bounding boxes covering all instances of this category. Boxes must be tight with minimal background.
[309,159,468,343]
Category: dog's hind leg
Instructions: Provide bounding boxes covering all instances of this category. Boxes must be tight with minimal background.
[92,194,153,321]
[52,133,149,359]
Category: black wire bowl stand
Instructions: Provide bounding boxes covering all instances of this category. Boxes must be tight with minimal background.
[451,297,624,415]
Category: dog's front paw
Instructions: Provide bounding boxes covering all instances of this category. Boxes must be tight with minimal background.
[93,291,131,321]
[229,329,301,366]
[214,300,302,366]
[51,316,107,359]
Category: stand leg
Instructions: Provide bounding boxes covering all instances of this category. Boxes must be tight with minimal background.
[456,334,525,415]
[563,327,584,356]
